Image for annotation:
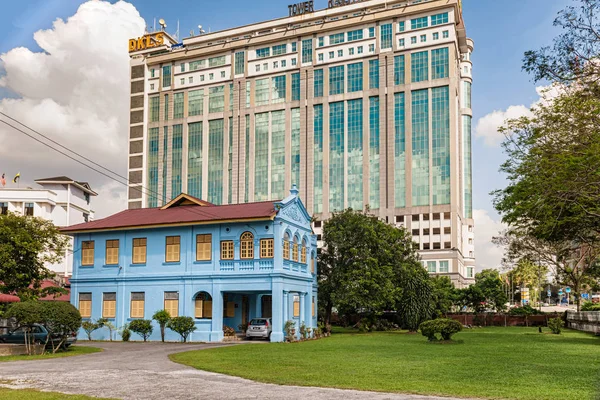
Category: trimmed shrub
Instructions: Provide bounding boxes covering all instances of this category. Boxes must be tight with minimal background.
[121,324,131,342]
[152,310,171,342]
[548,317,564,334]
[81,320,100,341]
[167,316,196,342]
[128,319,153,342]
[419,318,463,341]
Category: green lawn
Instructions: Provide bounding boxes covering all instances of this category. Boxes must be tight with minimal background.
[0,388,113,399]
[0,345,101,362]
[171,327,600,400]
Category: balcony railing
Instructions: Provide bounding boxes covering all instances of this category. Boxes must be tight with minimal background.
[219,259,274,272]
[217,259,309,273]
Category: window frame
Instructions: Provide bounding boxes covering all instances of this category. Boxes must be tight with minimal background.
[130,292,145,319]
[240,231,254,259]
[165,235,181,263]
[132,238,147,264]
[102,292,116,319]
[81,240,95,266]
[194,293,213,319]
[260,238,274,258]
[196,234,212,261]
[105,239,119,266]
[79,293,92,318]
[164,291,179,317]
[221,240,234,260]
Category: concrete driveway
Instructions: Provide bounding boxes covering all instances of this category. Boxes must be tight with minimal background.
[0,341,461,399]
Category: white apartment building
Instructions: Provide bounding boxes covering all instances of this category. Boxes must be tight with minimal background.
[126,0,475,286]
[0,176,97,276]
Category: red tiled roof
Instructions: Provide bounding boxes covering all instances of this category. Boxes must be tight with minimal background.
[0,294,19,303]
[61,197,280,233]
[0,280,70,303]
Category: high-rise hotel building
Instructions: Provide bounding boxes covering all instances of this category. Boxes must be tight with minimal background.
[127,0,475,286]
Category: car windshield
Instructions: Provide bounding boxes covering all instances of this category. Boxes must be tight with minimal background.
[249,319,267,325]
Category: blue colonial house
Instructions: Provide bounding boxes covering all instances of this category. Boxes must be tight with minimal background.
[62,186,317,342]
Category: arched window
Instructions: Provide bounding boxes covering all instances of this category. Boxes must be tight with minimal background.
[311,253,316,274]
[194,292,212,319]
[301,239,307,263]
[283,232,290,260]
[240,232,254,259]
[292,236,299,261]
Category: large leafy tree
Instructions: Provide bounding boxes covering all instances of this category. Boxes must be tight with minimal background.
[472,269,508,312]
[318,209,431,330]
[523,0,600,85]
[0,212,69,299]
[494,229,599,310]
[497,0,600,311]
[429,276,456,317]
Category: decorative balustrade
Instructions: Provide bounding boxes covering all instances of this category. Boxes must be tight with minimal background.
[216,259,311,274]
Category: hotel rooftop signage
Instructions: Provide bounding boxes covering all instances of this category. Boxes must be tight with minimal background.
[288,0,369,17]
[128,32,165,53]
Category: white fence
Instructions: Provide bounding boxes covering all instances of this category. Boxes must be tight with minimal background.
[566,311,600,335]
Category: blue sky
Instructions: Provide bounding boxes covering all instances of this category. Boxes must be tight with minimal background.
[0,0,571,267]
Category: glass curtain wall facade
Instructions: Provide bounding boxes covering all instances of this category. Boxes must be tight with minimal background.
[129,1,474,286]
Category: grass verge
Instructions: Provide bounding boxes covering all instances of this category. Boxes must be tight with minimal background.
[170,327,600,400]
[0,345,102,362]
[0,387,113,399]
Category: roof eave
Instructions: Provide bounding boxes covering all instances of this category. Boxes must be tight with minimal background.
[61,214,277,235]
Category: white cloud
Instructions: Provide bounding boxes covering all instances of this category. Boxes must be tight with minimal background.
[474,85,562,147]
[473,209,506,271]
[0,1,145,218]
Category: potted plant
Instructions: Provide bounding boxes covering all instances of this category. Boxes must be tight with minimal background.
[284,320,296,342]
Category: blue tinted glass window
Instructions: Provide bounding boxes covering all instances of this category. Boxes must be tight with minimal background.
[256,47,270,58]
[347,62,363,93]
[347,99,363,210]
[369,97,380,209]
[347,29,363,42]
[394,93,406,208]
[208,119,224,205]
[302,39,313,63]
[380,24,392,49]
[329,102,344,212]
[432,86,450,205]
[431,48,449,79]
[314,105,324,213]
[411,51,429,82]
[411,16,428,30]
[329,65,345,95]
[187,122,202,199]
[292,73,300,101]
[369,59,379,89]
[412,89,429,206]
[329,33,345,44]
[314,69,324,97]
[431,12,449,26]
[394,55,405,85]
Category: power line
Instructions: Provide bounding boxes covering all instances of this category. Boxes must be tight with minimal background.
[0,115,222,220]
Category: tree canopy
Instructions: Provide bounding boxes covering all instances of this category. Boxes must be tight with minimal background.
[523,0,600,85]
[0,212,69,299]
[318,209,431,330]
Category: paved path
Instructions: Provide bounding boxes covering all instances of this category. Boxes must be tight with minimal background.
[0,342,462,399]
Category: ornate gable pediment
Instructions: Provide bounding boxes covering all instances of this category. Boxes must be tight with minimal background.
[279,199,310,226]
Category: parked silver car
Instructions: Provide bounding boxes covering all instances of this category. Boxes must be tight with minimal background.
[245,318,272,340]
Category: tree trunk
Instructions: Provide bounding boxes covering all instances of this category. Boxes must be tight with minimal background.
[161,325,165,342]
[325,301,333,326]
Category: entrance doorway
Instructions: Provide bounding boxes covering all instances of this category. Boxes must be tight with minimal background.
[261,295,272,318]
